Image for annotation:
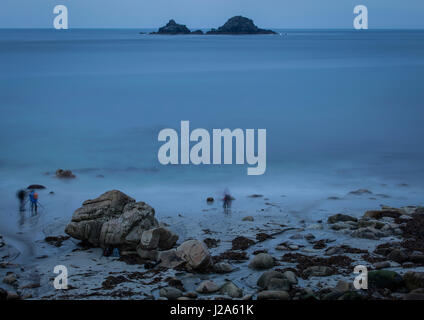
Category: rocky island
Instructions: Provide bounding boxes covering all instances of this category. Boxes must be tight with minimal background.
[150,19,202,35]
[206,16,276,35]
[149,16,276,35]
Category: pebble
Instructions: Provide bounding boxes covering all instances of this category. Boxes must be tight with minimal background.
[257,290,290,300]
[159,287,183,300]
[219,281,243,298]
[304,266,333,277]
[267,278,291,291]
[213,262,233,273]
[257,271,286,288]
[184,292,198,299]
[196,280,220,294]
[373,261,391,270]
[283,271,298,285]
[275,245,288,251]
[289,234,303,240]
[304,234,316,241]
[306,224,323,230]
[3,273,17,285]
[248,253,274,270]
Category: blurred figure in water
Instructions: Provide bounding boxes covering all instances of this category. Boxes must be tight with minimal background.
[29,190,38,216]
[16,189,27,226]
[16,189,26,211]
[223,188,233,214]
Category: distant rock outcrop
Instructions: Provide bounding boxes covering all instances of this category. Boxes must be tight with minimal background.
[207,16,276,35]
[55,169,76,179]
[149,16,275,35]
[191,29,204,35]
[152,19,191,34]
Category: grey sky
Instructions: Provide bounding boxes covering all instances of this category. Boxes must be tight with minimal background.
[1,0,423,29]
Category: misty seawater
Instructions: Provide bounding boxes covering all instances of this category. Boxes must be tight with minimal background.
[0,29,424,242]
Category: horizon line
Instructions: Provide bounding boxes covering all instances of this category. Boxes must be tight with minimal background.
[1,27,424,30]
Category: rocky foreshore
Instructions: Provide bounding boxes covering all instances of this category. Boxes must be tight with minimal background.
[1,189,424,300]
[148,16,277,35]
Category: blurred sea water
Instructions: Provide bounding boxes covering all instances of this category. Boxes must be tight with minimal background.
[0,28,423,229]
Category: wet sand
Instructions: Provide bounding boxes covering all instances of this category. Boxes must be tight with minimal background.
[1,185,423,300]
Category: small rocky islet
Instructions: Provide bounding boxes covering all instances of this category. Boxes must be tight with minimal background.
[147,16,277,35]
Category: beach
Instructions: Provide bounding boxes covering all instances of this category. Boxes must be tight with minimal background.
[1,181,424,299]
[1,29,424,300]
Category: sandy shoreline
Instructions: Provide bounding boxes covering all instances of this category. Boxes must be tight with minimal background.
[1,186,424,300]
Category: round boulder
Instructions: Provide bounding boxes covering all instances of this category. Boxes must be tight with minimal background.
[249,253,274,270]
[176,240,212,270]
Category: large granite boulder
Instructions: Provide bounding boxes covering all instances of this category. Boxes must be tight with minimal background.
[65,190,158,249]
[135,226,179,261]
[158,249,185,269]
[176,240,212,270]
[139,227,178,250]
[153,19,191,34]
[207,16,276,35]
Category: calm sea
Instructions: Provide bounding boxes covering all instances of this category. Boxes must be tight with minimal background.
[0,29,423,228]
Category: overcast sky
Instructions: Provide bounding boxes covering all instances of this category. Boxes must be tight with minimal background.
[1,0,423,29]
